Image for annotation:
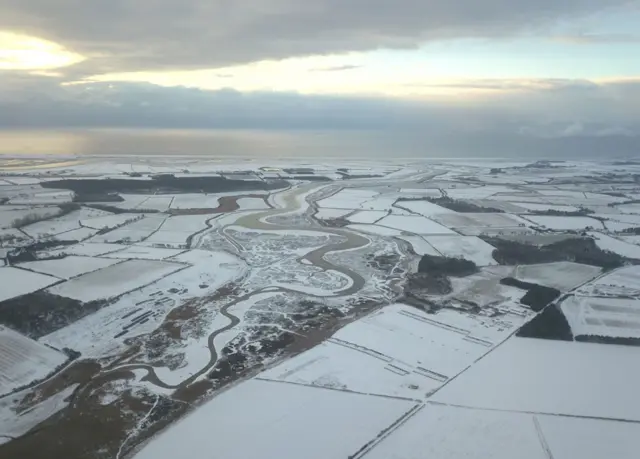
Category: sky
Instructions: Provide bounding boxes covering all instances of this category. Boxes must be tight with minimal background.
[1,0,640,155]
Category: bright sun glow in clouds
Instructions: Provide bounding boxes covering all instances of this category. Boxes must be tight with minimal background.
[0,31,84,70]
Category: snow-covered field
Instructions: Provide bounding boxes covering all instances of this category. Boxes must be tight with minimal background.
[561,296,640,339]
[20,207,110,239]
[346,224,403,236]
[430,212,527,231]
[41,250,246,359]
[376,215,457,235]
[526,215,605,231]
[395,200,455,217]
[0,206,60,230]
[317,188,379,209]
[365,403,640,459]
[103,246,184,260]
[0,326,67,396]
[261,304,531,399]
[395,235,440,256]
[17,256,122,279]
[514,262,602,291]
[169,194,221,209]
[80,214,139,230]
[237,197,269,210]
[41,242,128,257]
[5,159,640,457]
[47,259,185,302]
[432,337,640,421]
[314,208,352,220]
[133,379,416,459]
[511,202,581,213]
[89,215,167,243]
[0,383,78,440]
[577,266,640,297]
[346,210,388,224]
[365,404,548,459]
[0,267,60,302]
[424,235,497,266]
[588,232,640,259]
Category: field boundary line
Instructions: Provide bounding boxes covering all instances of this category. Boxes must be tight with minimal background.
[253,377,421,403]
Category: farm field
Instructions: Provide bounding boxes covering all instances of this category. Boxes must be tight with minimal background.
[132,379,416,459]
[2,158,640,459]
[47,259,185,302]
[0,326,67,396]
[0,267,60,302]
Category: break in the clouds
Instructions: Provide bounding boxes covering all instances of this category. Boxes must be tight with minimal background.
[0,0,638,73]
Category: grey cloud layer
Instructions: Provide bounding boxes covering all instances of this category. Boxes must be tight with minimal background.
[1,0,636,72]
[1,74,638,134]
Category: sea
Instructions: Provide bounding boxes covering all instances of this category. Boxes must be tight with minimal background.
[0,128,637,160]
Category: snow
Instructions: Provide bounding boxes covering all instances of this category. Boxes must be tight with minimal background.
[47,259,185,302]
[588,232,640,259]
[395,200,456,217]
[0,384,78,439]
[526,215,605,231]
[346,210,388,224]
[0,326,67,396]
[514,262,602,291]
[260,339,441,399]
[157,215,210,232]
[561,296,640,339]
[399,188,442,197]
[576,266,640,297]
[42,242,128,257]
[17,256,122,279]
[40,251,245,360]
[136,196,173,211]
[512,202,581,213]
[20,208,110,239]
[135,216,211,248]
[81,214,138,230]
[314,208,352,220]
[0,267,60,302]
[132,379,416,459]
[365,404,547,459]
[263,304,530,399]
[346,224,403,237]
[447,185,513,200]
[395,235,440,256]
[359,196,398,211]
[89,215,167,243]
[0,207,59,230]
[431,212,528,230]
[432,337,640,421]
[317,188,379,209]
[618,203,640,214]
[103,246,184,260]
[8,190,74,205]
[536,415,640,459]
[236,197,270,210]
[377,215,457,235]
[424,236,497,266]
[53,226,97,241]
[169,194,222,209]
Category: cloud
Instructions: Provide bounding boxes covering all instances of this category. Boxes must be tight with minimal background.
[0,0,635,74]
[1,74,638,157]
[0,73,638,136]
[309,64,362,72]
[552,33,640,44]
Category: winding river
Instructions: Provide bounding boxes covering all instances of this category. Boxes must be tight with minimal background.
[105,182,375,390]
